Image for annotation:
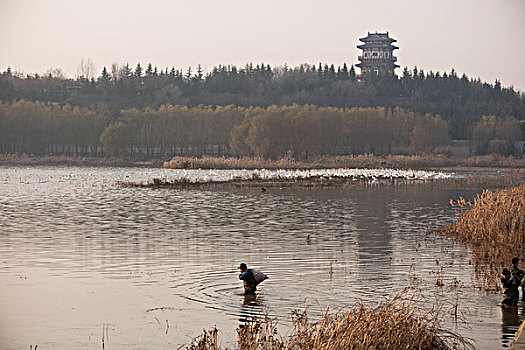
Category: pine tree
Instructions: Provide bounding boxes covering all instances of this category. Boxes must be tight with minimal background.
[100,66,110,81]
[185,66,192,80]
[145,63,153,77]
[323,64,330,79]
[122,63,132,78]
[340,63,349,80]
[349,64,356,81]
[196,64,204,81]
[135,63,143,77]
[327,64,336,80]
[402,67,410,80]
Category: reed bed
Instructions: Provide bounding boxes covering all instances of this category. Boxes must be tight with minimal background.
[163,155,525,170]
[442,185,525,290]
[185,294,473,350]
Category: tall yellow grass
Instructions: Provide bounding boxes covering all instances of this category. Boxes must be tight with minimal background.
[186,294,473,350]
[443,185,525,290]
[163,155,525,170]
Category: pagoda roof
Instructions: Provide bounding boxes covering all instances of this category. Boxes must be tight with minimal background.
[357,43,399,50]
[356,62,400,69]
[359,31,396,43]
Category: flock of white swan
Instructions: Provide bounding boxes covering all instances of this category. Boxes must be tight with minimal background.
[153,167,452,184]
[2,167,452,186]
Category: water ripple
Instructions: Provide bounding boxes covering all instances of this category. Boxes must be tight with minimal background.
[0,166,514,350]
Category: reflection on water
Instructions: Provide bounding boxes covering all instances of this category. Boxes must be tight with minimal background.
[501,304,525,348]
[0,166,520,349]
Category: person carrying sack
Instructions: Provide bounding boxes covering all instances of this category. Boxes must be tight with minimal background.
[238,263,268,295]
[509,257,525,301]
[501,268,521,307]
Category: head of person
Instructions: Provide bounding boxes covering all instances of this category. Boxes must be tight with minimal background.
[512,257,520,265]
[238,263,247,272]
[503,268,511,278]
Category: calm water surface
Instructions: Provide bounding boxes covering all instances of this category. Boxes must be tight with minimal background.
[0,166,521,349]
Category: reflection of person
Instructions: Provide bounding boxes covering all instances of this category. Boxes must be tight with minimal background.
[501,268,520,307]
[238,263,257,295]
[243,293,258,306]
[501,303,520,346]
[509,257,525,301]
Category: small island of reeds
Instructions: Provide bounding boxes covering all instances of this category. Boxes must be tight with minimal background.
[442,185,525,291]
[119,167,451,189]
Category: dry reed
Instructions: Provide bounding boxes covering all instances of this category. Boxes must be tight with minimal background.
[163,155,525,170]
[185,294,473,350]
[442,185,525,291]
[2,153,524,169]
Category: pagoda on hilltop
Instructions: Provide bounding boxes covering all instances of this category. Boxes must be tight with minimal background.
[356,31,399,77]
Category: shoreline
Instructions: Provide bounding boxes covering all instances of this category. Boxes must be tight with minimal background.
[1,154,525,171]
[0,154,164,168]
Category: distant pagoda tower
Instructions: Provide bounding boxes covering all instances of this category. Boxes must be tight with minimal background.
[356,31,399,77]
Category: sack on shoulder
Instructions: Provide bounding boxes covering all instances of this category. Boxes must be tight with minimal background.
[252,270,268,285]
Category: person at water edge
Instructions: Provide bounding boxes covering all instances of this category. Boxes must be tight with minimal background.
[509,257,525,300]
[238,263,257,295]
[501,268,521,307]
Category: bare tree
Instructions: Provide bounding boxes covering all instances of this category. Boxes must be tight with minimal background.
[44,67,67,79]
[75,58,96,81]
[110,62,122,81]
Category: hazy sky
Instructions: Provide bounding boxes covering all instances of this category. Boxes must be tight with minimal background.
[1,0,524,91]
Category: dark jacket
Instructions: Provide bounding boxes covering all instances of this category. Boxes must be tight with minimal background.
[502,274,520,306]
[239,269,257,294]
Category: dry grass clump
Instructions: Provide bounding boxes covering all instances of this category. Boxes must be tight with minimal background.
[442,185,525,290]
[283,300,471,350]
[185,294,473,350]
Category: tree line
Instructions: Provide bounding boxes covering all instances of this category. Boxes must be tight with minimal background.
[472,115,523,156]
[0,100,105,156]
[1,62,523,140]
[1,100,521,159]
[0,100,450,159]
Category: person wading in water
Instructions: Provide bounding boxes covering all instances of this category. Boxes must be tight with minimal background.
[509,257,525,301]
[238,263,257,295]
[501,268,521,307]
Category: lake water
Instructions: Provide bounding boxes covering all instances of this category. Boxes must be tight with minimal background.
[0,166,522,349]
